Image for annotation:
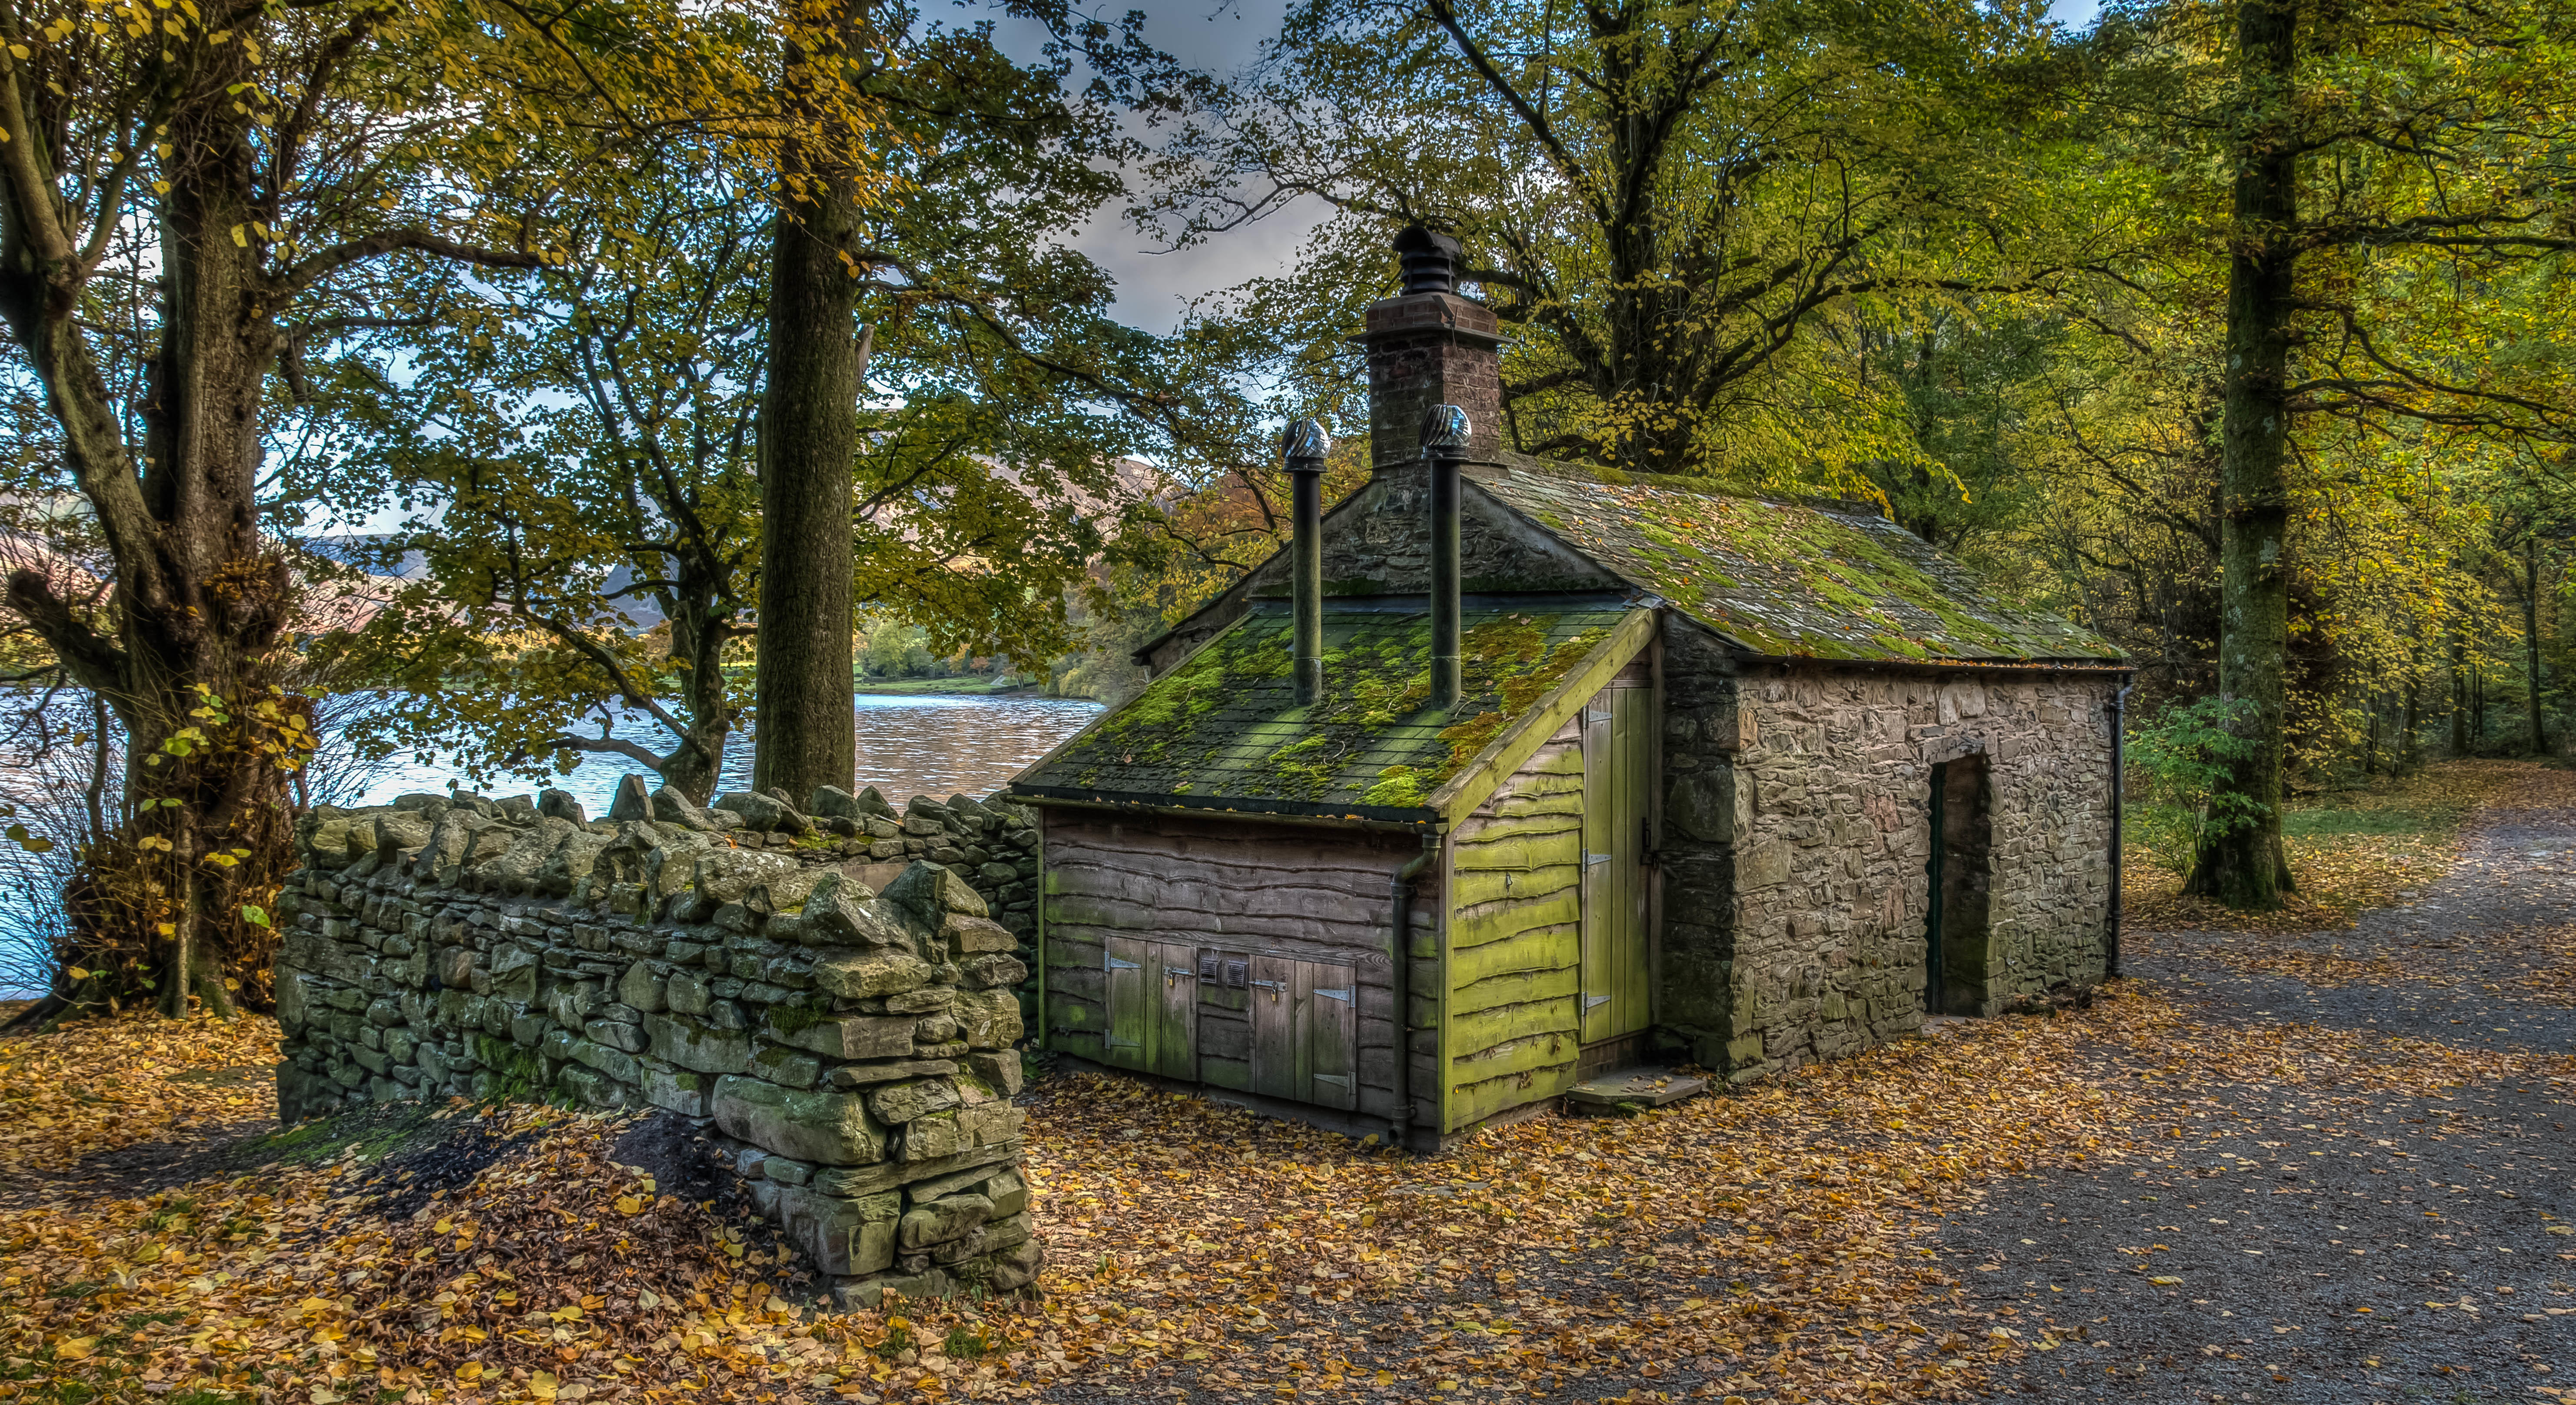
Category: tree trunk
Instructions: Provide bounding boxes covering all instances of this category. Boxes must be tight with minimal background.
[2528,537,2549,756]
[2187,0,2299,910]
[753,0,868,805]
[2450,637,2468,756]
[0,49,295,1016]
[658,579,740,804]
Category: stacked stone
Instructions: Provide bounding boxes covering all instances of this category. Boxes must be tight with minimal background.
[811,788,1043,1022]
[272,782,1041,1305]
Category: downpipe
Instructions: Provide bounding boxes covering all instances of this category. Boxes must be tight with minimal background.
[2109,678,2135,978]
[1389,834,1436,1153]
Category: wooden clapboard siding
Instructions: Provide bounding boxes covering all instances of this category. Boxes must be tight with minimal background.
[1039,808,1430,1122]
[1442,720,1587,1132]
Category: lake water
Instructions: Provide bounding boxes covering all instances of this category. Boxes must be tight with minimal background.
[346,692,1104,812]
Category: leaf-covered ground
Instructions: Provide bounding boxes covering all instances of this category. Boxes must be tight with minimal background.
[4,760,2572,1405]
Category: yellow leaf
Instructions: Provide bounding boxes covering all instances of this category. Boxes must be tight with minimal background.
[614,1195,643,1214]
[55,1337,97,1360]
[455,1364,483,1383]
[530,1371,558,1400]
[2148,1276,2182,1286]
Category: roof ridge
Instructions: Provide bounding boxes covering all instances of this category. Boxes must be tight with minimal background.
[1469,450,1886,519]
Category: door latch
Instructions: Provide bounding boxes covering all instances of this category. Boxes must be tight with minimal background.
[1248,978,1286,1002]
[1164,965,1196,987]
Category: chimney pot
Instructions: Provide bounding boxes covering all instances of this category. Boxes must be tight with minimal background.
[1423,404,1467,709]
[1282,418,1331,706]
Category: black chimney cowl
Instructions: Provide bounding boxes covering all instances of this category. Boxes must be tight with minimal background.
[1394,225,1463,297]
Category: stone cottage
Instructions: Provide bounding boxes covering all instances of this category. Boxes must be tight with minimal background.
[1009,226,2131,1150]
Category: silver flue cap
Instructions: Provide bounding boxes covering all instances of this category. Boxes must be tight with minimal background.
[1419,403,1471,457]
[1280,418,1331,468]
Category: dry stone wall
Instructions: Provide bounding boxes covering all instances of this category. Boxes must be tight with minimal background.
[272,780,1042,1307]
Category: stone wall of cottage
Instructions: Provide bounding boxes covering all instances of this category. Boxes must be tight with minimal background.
[272,780,1042,1307]
[1658,623,2117,1080]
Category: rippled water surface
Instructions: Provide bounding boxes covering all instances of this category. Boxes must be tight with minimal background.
[350,692,1102,812]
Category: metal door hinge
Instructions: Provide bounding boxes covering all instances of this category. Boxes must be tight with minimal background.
[1315,987,1353,1003]
[1583,993,1612,1010]
[1105,955,1140,971]
[1585,851,1613,866]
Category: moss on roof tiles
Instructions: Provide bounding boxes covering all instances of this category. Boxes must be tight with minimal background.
[1468,457,2122,664]
[1021,603,1633,815]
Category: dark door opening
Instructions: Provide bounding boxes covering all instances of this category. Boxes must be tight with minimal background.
[1923,757,1994,1016]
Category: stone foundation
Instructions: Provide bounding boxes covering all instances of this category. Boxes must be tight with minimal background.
[272,780,1043,1306]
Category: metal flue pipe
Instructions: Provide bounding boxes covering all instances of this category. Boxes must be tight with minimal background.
[1422,404,1469,709]
[1282,419,1331,706]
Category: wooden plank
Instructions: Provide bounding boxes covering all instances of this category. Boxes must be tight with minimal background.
[1450,1029,1579,1082]
[1450,922,1580,986]
[1450,862,1582,911]
[1450,994,1580,1057]
[1449,1060,1580,1128]
[1450,833,1583,872]
[1452,963,1582,1017]
[1452,810,1581,847]
[1200,1055,1252,1092]
[1430,609,1657,825]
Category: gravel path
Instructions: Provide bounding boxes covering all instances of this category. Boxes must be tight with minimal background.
[1948,802,2576,1402]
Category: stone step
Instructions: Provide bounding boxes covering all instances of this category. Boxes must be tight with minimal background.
[1564,1066,1711,1115]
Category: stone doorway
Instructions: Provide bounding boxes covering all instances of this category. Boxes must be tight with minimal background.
[1923,755,1995,1016]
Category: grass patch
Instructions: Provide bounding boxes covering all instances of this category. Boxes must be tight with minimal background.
[2122,759,2544,933]
[853,676,1020,696]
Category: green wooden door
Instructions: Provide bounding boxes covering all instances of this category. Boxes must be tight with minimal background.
[1580,686,1652,1044]
[1105,937,1198,1079]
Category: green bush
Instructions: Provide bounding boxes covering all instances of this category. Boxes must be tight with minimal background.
[2127,697,2265,877]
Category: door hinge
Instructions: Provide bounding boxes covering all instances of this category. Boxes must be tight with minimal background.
[1583,993,1613,1010]
[1313,1073,1352,1089]
[1585,851,1613,866]
[1315,987,1353,1003]
[1105,955,1140,971]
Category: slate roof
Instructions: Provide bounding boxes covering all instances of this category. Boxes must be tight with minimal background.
[1013,599,1640,820]
[1467,456,2121,664]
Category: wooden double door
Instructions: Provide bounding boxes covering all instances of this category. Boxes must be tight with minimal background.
[1580,683,1653,1046]
[1101,936,1358,1110]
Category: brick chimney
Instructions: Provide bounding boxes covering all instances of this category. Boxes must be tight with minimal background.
[1357,226,1504,469]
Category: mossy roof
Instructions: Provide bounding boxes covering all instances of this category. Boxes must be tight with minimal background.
[1012,600,1640,822]
[1468,456,2122,664]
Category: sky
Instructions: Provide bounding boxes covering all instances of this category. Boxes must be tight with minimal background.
[1063,0,2108,337]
